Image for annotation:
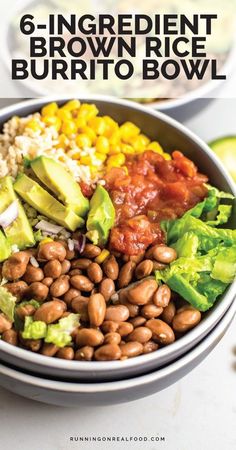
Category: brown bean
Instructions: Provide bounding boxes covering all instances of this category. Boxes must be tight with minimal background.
[41,343,59,357]
[127,279,158,305]
[120,342,143,358]
[44,260,62,279]
[87,263,103,284]
[5,281,28,301]
[135,260,153,280]
[81,244,101,259]
[95,344,121,361]
[118,261,136,288]
[127,326,152,344]
[70,275,94,292]
[56,347,74,360]
[152,261,168,271]
[146,319,175,345]
[42,277,53,287]
[123,252,145,264]
[63,288,81,306]
[117,321,134,337]
[118,291,139,317]
[153,284,171,308]
[103,255,119,280]
[129,316,146,328]
[74,346,94,361]
[76,328,104,347]
[69,269,82,276]
[99,278,115,302]
[104,332,121,345]
[34,300,66,324]
[71,296,89,322]
[16,304,36,320]
[105,305,129,322]
[152,245,177,264]
[143,340,159,354]
[101,321,119,334]
[21,338,42,352]
[88,293,106,327]
[71,258,92,269]
[38,241,66,262]
[161,302,176,324]
[23,265,44,284]
[2,329,18,346]
[61,259,71,275]
[27,282,49,302]
[141,304,163,319]
[50,275,70,297]
[172,307,201,333]
[2,251,30,280]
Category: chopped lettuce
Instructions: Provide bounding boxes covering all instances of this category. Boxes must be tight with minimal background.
[212,246,236,284]
[17,299,41,310]
[22,316,47,340]
[0,286,17,321]
[172,231,199,258]
[45,313,80,348]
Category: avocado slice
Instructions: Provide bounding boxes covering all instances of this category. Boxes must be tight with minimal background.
[0,177,35,250]
[14,174,84,231]
[86,185,115,245]
[31,156,89,217]
[0,231,11,262]
[209,136,236,182]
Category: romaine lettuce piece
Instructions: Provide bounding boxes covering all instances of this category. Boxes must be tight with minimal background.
[45,313,80,348]
[22,316,47,340]
[172,231,199,258]
[0,286,17,321]
[212,246,236,284]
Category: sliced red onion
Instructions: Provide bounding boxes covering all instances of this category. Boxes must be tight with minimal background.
[74,234,86,253]
[0,200,19,229]
[67,238,75,252]
[35,220,64,235]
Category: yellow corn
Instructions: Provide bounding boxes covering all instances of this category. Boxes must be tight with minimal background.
[78,104,98,120]
[106,153,125,168]
[26,119,42,133]
[96,136,110,154]
[88,117,107,135]
[41,102,58,117]
[76,134,92,149]
[75,117,87,130]
[148,141,164,154]
[131,134,149,153]
[61,120,77,136]
[57,109,72,121]
[121,143,135,155]
[95,249,110,264]
[42,116,61,132]
[80,126,97,144]
[40,238,53,245]
[103,116,119,137]
[163,152,172,160]
[80,155,91,165]
[56,134,68,149]
[62,99,80,111]
[95,152,107,162]
[119,121,140,142]
[122,166,129,175]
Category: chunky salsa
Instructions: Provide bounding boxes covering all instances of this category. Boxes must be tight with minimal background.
[104,150,208,255]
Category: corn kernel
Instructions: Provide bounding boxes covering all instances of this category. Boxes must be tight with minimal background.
[107,153,125,167]
[41,102,58,117]
[131,134,149,153]
[61,120,77,136]
[95,152,107,162]
[80,126,97,144]
[122,166,129,175]
[76,134,92,149]
[148,141,164,154]
[103,116,119,137]
[78,104,98,120]
[90,165,99,174]
[40,238,53,245]
[96,136,110,154]
[80,155,91,165]
[109,144,121,155]
[88,117,107,135]
[70,151,81,160]
[119,121,140,142]
[62,99,80,111]
[42,116,61,131]
[26,119,42,133]
[56,133,68,149]
[163,152,172,160]
[121,143,135,154]
[57,109,72,121]
[95,249,110,264]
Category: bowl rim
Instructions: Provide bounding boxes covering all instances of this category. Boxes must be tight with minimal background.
[0,96,235,373]
[0,294,235,392]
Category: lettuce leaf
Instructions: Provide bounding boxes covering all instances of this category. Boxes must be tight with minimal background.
[22,316,47,340]
[0,286,17,321]
[45,313,80,348]
[211,246,236,283]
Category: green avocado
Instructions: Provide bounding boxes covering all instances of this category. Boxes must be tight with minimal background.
[0,176,35,250]
[86,185,115,246]
[31,156,89,217]
[0,231,11,262]
[209,136,236,182]
[14,174,84,231]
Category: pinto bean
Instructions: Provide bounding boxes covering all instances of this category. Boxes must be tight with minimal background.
[75,346,94,361]
[161,302,176,325]
[69,269,82,276]
[104,332,121,345]
[61,260,71,274]
[81,244,101,259]
[71,258,92,269]
[2,329,18,346]
[153,284,171,308]
[172,307,201,333]
[2,251,30,280]
[87,263,103,284]
[21,338,42,352]
[70,275,94,292]
[151,245,177,264]
[34,300,66,324]
[88,293,106,327]
[5,281,28,301]
[118,291,139,317]
[135,260,153,279]
[105,305,129,322]
[63,288,81,306]
[143,340,159,354]
[127,326,152,344]
[99,278,115,302]
[71,296,89,322]
[38,241,66,262]
[101,321,119,334]
[76,328,104,347]
[41,343,59,357]
[129,316,146,328]
[120,342,143,359]
[56,347,75,360]
[127,279,158,305]
[118,261,136,288]
[94,344,121,361]
[42,277,53,287]
[103,255,119,280]
[23,265,44,284]
[50,275,70,297]
[117,322,134,337]
[44,260,62,279]
[146,319,175,345]
[27,282,49,302]
[16,304,36,320]
[141,304,163,319]
[0,314,12,333]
